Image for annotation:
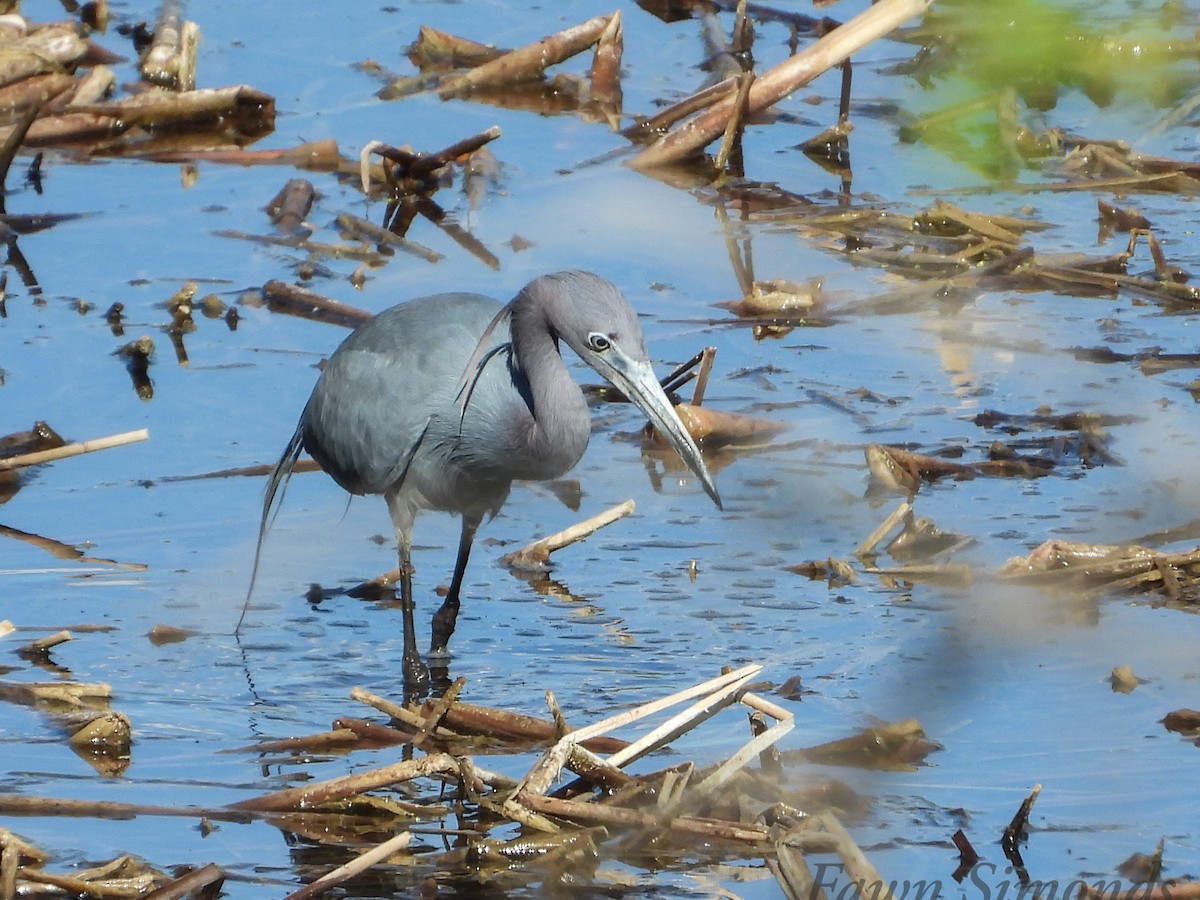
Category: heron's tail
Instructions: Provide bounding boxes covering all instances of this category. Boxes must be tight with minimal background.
[237,421,306,635]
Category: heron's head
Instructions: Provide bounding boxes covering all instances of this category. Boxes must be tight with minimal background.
[519,270,649,370]
[519,270,722,509]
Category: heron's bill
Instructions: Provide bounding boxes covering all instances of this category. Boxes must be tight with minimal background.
[601,351,722,510]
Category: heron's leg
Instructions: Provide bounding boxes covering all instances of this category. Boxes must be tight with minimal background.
[388,495,428,693]
[429,516,479,661]
[397,537,428,688]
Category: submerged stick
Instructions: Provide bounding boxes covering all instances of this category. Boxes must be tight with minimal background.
[517,791,770,843]
[0,429,148,471]
[282,832,412,900]
[260,280,371,327]
[500,499,636,570]
[0,793,251,823]
[855,499,913,556]
[142,863,224,900]
[630,0,931,169]
[229,753,459,812]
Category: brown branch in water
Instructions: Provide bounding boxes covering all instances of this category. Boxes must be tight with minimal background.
[281,832,412,900]
[334,213,444,264]
[260,280,372,328]
[158,458,322,483]
[414,196,501,270]
[0,524,147,571]
[500,499,636,571]
[128,138,342,169]
[428,699,632,755]
[855,500,914,557]
[630,0,932,169]
[412,678,466,750]
[224,728,362,756]
[407,25,506,70]
[18,630,71,657]
[266,178,316,234]
[138,1,199,92]
[0,429,148,471]
[589,11,623,108]
[0,26,88,88]
[690,347,717,406]
[622,78,738,142]
[141,862,224,900]
[228,753,460,813]
[437,16,614,97]
[65,84,275,132]
[0,793,253,824]
[516,791,771,844]
[1001,783,1041,863]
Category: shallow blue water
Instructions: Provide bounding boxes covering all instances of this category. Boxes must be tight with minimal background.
[2,0,1200,895]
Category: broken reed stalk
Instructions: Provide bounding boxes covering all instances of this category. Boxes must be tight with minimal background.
[260,280,372,327]
[629,0,932,169]
[604,666,762,769]
[518,665,763,800]
[714,69,755,174]
[558,663,762,749]
[622,78,738,141]
[690,347,717,407]
[500,499,636,569]
[854,499,913,556]
[335,213,444,263]
[1002,783,1041,855]
[437,15,613,96]
[777,811,893,899]
[281,832,412,900]
[229,753,459,813]
[692,703,794,799]
[588,10,623,104]
[0,429,148,471]
[516,791,771,843]
[0,793,253,824]
[142,863,224,900]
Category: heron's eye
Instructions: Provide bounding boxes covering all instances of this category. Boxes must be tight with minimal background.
[587,333,612,352]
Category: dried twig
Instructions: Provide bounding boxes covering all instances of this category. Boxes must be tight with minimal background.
[630,0,932,168]
[500,500,636,570]
[438,16,614,96]
[281,832,412,900]
[0,429,148,471]
[141,863,224,900]
[855,500,913,556]
[229,753,459,813]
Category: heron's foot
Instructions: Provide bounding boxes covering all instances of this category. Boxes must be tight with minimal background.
[427,649,453,696]
[401,651,430,698]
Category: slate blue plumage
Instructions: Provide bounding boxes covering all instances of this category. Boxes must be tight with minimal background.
[249,271,720,687]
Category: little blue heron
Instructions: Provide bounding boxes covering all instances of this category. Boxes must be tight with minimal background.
[246,270,721,685]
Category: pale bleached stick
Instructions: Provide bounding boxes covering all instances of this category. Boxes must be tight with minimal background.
[501,499,636,569]
[556,663,760,747]
[692,713,794,799]
[0,429,149,471]
[629,0,932,169]
[854,498,912,557]
[281,832,412,900]
[605,666,762,769]
[518,664,762,794]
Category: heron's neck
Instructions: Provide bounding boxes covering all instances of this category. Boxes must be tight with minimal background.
[510,300,590,476]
